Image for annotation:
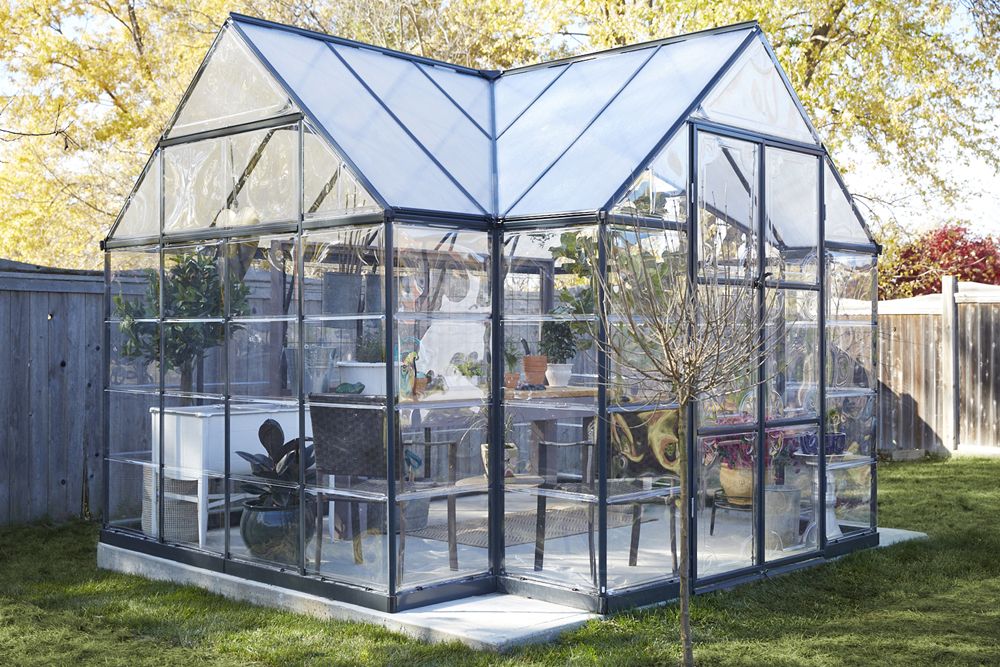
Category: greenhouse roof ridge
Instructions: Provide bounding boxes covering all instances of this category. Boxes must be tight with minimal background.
[228,12,761,79]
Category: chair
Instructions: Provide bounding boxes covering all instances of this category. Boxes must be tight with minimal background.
[308,394,458,582]
[532,439,679,585]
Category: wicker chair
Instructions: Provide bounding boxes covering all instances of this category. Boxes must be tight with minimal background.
[308,394,458,580]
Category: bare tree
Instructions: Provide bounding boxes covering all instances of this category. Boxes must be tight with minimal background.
[589,205,781,666]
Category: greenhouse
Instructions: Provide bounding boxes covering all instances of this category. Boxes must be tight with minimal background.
[101,13,879,614]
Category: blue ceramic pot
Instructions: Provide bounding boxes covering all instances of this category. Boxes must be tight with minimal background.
[800,432,848,455]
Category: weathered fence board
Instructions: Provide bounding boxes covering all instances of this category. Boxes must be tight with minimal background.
[0,263,103,526]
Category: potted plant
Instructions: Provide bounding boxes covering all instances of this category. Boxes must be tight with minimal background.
[236,419,316,564]
[503,338,522,389]
[540,313,577,387]
[701,416,801,504]
[520,337,547,386]
[798,409,848,455]
[337,327,396,396]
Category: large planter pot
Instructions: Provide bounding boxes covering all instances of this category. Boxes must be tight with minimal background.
[522,355,547,385]
[337,361,399,396]
[719,465,754,505]
[369,480,435,532]
[545,363,573,387]
[764,484,802,551]
[239,501,316,564]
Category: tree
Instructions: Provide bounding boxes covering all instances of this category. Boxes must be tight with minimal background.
[588,213,780,667]
[541,0,1000,208]
[0,0,547,270]
[881,222,1000,298]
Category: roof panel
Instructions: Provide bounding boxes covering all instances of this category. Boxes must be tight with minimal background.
[236,22,481,215]
[331,44,491,212]
[109,151,159,240]
[498,48,653,215]
[418,63,492,134]
[494,65,566,135]
[509,29,751,217]
[825,161,875,246]
[693,35,819,146]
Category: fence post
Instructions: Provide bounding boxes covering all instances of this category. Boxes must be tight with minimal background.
[941,276,959,451]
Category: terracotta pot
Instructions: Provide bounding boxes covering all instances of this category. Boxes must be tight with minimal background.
[504,373,520,389]
[413,377,428,396]
[522,355,547,385]
[719,465,754,505]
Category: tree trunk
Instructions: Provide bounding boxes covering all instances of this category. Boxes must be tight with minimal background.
[179,359,194,407]
[679,404,694,667]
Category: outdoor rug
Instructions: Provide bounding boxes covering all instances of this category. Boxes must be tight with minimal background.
[408,507,655,548]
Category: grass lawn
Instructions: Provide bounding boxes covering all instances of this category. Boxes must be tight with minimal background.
[2,456,999,666]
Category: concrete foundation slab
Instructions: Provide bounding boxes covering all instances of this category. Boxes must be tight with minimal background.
[97,525,928,651]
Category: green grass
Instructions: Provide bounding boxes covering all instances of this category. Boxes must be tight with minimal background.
[2,456,999,666]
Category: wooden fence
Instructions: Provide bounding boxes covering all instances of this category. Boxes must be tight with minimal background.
[0,260,104,526]
[877,278,1000,454]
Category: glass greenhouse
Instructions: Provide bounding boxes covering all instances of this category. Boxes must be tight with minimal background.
[102,13,879,613]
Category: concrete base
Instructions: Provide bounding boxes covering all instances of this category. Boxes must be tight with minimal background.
[890,449,925,462]
[98,525,928,650]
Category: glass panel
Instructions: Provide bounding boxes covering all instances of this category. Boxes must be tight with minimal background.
[299,318,387,397]
[167,26,296,138]
[698,132,758,281]
[163,139,225,233]
[697,431,757,577]
[511,30,752,217]
[418,62,492,133]
[231,479,314,569]
[607,406,684,491]
[497,48,651,213]
[394,403,490,590]
[694,37,817,145]
[307,394,389,589]
[826,392,877,458]
[831,462,873,535]
[160,469,227,554]
[332,44,492,211]
[494,64,565,135]
[504,226,597,319]
[239,23,479,214]
[111,152,159,239]
[827,324,875,392]
[229,235,297,320]
[110,323,160,392]
[765,148,818,284]
[155,396,227,476]
[764,425,817,560]
[107,390,158,462]
[109,247,159,320]
[395,317,491,403]
[502,495,598,592]
[107,460,153,537]
[607,494,680,591]
[611,128,688,225]
[395,226,491,315]
[824,162,874,246]
[221,125,297,226]
[302,125,381,220]
[228,399,309,487]
[767,290,819,421]
[303,225,385,318]
[828,251,876,322]
[230,320,296,400]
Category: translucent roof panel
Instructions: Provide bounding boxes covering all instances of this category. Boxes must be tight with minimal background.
[417,63,492,134]
[331,43,491,212]
[303,123,382,219]
[509,29,751,217]
[236,22,482,215]
[825,161,875,246]
[110,151,159,240]
[166,26,298,138]
[497,48,653,215]
[693,35,819,146]
[221,124,298,227]
[163,138,225,233]
[494,65,566,135]
[611,126,688,225]
[765,147,819,283]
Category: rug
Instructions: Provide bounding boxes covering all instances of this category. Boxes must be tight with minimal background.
[408,507,655,548]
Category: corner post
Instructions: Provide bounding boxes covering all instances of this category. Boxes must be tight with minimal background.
[941,275,959,451]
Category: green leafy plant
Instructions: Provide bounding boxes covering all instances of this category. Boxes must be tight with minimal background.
[451,351,483,378]
[114,251,250,393]
[539,310,577,364]
[503,338,522,374]
[236,420,316,508]
[354,328,385,363]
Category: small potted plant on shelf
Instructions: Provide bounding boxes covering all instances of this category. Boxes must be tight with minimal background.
[503,338,522,389]
[540,310,577,387]
[520,337,547,386]
[338,327,394,396]
[236,420,316,564]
